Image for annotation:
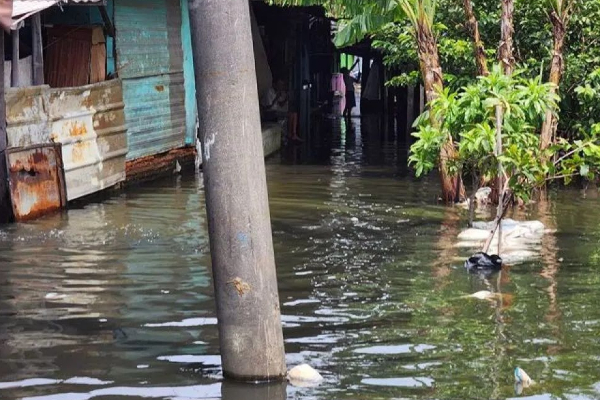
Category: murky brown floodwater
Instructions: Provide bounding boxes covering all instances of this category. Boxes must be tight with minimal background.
[2,117,600,400]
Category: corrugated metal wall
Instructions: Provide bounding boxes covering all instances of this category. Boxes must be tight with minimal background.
[47,80,128,200]
[5,80,128,201]
[180,0,197,146]
[115,0,186,160]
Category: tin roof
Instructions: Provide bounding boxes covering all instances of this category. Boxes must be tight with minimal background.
[12,1,59,29]
[10,0,105,30]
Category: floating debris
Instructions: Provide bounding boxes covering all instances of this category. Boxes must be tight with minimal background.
[464,253,503,273]
[288,364,323,387]
[456,219,547,264]
[45,293,66,300]
[173,160,182,174]
[514,367,533,387]
[464,291,497,301]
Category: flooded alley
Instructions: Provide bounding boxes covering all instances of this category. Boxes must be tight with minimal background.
[2,118,600,400]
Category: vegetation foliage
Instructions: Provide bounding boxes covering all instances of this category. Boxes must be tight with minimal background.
[409,65,600,203]
[269,0,600,208]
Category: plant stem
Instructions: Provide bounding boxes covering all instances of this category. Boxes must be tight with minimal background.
[496,106,505,255]
[553,144,585,166]
[483,106,507,255]
[468,172,479,228]
[482,182,511,254]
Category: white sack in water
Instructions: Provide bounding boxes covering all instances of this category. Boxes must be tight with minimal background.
[456,219,547,264]
[288,364,324,387]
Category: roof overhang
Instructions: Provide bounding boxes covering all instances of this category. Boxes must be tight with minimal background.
[2,0,105,31]
[12,0,60,29]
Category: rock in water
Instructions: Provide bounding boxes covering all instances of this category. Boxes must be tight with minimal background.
[288,364,323,387]
[514,367,533,388]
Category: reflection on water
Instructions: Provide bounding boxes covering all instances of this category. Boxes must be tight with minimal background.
[2,116,600,399]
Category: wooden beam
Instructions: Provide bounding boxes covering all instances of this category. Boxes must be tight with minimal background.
[31,14,44,85]
[11,28,19,87]
[0,31,12,223]
[0,32,6,152]
[98,6,115,37]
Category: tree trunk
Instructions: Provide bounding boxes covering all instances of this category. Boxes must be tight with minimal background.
[417,21,444,105]
[416,20,466,202]
[499,0,515,75]
[540,10,567,151]
[463,0,489,76]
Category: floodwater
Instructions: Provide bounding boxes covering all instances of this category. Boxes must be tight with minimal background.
[2,116,600,400]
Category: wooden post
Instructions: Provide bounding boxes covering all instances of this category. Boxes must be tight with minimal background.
[11,28,19,87]
[406,84,415,137]
[0,31,11,223]
[187,0,286,381]
[397,86,408,144]
[31,14,44,85]
[98,6,115,38]
[361,56,370,90]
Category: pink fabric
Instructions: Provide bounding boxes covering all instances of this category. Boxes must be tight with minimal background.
[331,73,346,115]
[331,73,345,93]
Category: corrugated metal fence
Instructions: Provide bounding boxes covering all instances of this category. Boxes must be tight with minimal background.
[115,0,187,160]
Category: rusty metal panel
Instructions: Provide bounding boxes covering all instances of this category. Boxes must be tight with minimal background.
[5,80,127,203]
[6,144,66,221]
[115,0,186,160]
[47,79,128,201]
[5,85,51,148]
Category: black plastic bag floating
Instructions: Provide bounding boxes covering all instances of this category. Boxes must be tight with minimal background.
[464,252,503,274]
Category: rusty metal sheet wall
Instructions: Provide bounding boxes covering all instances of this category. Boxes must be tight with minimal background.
[6,144,66,221]
[115,0,186,160]
[5,80,128,202]
[47,79,128,201]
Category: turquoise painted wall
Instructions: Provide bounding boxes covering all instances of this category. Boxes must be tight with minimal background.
[115,0,187,160]
[180,0,198,145]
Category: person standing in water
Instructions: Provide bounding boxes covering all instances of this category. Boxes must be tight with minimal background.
[261,78,301,142]
[341,61,360,118]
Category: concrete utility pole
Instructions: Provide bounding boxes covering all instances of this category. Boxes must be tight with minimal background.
[187,0,286,381]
